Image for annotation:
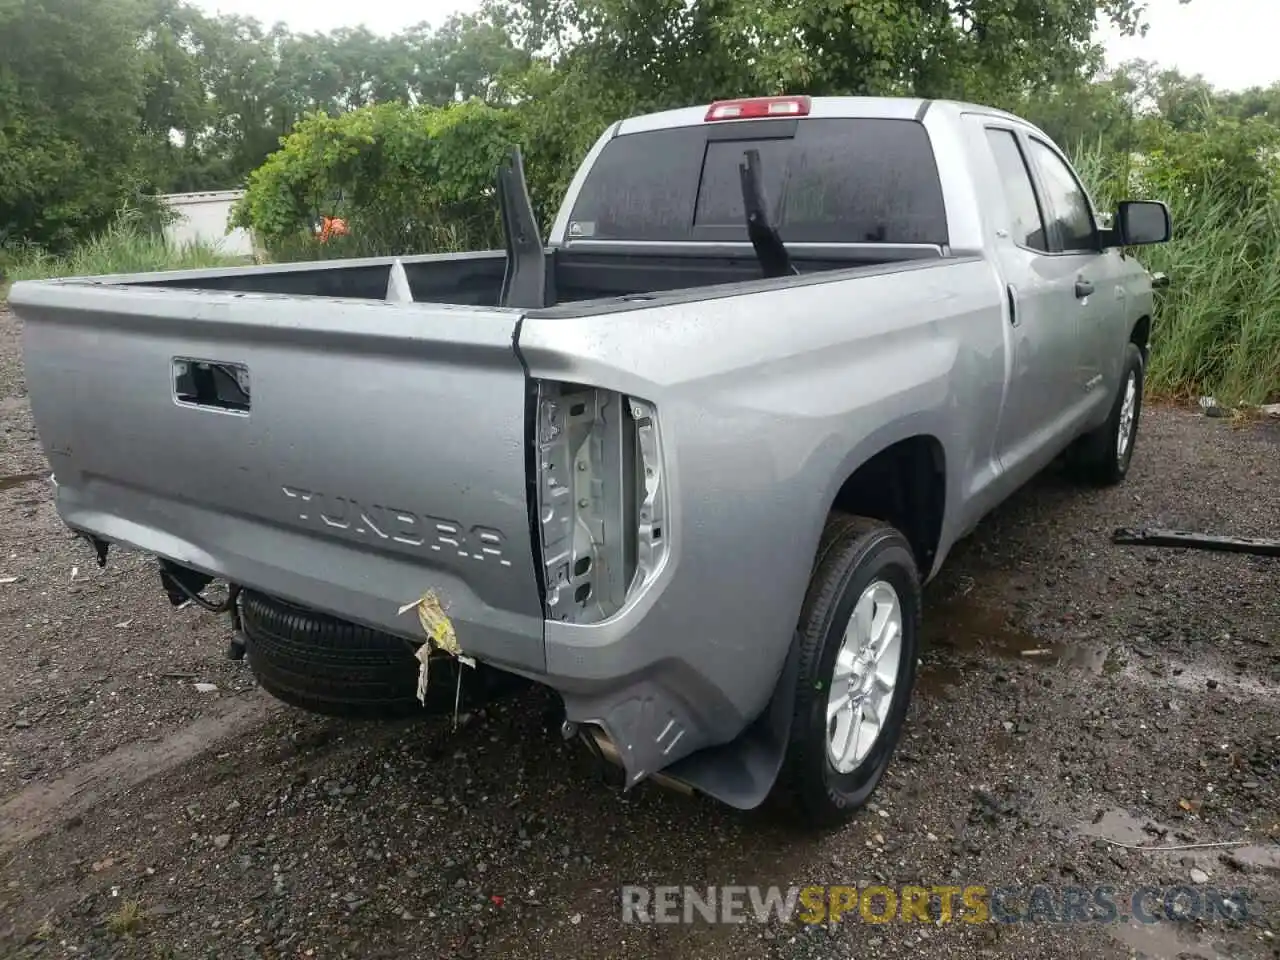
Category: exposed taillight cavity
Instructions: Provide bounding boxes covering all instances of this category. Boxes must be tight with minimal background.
[628,398,667,591]
[536,381,668,625]
[705,96,812,122]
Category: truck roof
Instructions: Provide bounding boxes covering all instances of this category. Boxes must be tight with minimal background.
[613,96,1033,137]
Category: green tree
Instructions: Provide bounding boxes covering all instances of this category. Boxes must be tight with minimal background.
[498,0,1181,109]
[405,10,533,105]
[136,0,221,192]
[0,0,153,248]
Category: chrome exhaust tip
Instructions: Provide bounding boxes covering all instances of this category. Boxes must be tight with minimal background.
[582,725,694,797]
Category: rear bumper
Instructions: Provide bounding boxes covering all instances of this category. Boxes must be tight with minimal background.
[57,474,767,792]
[55,479,545,672]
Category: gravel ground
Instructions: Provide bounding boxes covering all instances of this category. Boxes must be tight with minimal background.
[1,303,1277,959]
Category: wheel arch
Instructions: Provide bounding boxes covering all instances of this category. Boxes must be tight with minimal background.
[656,427,952,811]
[1130,314,1152,365]
[824,432,949,577]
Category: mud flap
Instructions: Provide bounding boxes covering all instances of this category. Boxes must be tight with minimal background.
[658,630,803,810]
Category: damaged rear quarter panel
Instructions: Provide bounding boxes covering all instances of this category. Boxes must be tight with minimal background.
[518,257,1003,783]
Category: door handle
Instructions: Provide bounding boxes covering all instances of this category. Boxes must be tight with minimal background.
[1075,279,1095,299]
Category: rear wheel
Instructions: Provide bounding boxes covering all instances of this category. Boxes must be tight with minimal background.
[773,515,921,827]
[1068,341,1145,487]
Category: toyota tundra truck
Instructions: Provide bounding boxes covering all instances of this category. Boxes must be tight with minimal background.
[9,95,1171,825]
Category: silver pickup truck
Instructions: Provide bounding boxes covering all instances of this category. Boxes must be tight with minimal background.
[11,95,1170,826]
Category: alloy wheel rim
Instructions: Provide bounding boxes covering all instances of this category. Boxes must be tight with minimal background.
[826,580,903,774]
[1117,372,1138,463]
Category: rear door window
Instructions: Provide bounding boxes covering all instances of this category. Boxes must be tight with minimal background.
[567,118,949,246]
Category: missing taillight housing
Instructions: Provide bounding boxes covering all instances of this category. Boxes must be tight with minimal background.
[704,96,812,121]
[535,381,667,624]
[627,398,668,593]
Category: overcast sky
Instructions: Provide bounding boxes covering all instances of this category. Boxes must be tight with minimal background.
[190,0,1280,92]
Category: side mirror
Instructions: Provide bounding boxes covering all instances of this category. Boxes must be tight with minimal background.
[1108,200,1172,246]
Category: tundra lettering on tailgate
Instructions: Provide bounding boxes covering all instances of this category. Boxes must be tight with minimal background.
[282,486,512,566]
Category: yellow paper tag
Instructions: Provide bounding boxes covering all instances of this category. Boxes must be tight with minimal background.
[397,591,465,707]
[399,590,460,657]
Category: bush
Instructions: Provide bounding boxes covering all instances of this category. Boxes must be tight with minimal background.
[232,100,526,259]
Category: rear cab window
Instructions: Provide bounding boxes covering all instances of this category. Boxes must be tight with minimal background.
[566,118,949,247]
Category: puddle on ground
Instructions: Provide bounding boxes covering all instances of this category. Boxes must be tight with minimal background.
[1110,917,1228,960]
[919,593,1122,695]
[1225,844,1280,874]
[0,472,45,491]
[1075,808,1280,874]
[1151,660,1280,702]
[1075,808,1253,959]
[1075,806,1174,847]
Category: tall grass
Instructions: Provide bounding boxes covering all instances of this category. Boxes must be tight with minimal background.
[1,214,245,292]
[1075,145,1280,405]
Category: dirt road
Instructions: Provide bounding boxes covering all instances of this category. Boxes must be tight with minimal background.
[1,304,1277,959]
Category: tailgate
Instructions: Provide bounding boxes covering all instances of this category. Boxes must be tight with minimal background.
[13,283,545,672]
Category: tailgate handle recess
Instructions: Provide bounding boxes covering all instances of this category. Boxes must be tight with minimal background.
[173,358,251,414]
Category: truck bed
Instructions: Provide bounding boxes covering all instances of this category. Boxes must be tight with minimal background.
[10,247,960,679]
[93,246,940,311]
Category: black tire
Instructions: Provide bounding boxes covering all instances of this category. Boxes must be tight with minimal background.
[774,514,921,827]
[239,590,524,719]
[1068,341,1145,487]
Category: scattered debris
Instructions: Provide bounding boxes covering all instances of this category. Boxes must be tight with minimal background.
[193,683,218,694]
[1199,396,1229,418]
[1200,396,1280,420]
[0,576,19,585]
[1190,867,1210,884]
[1112,527,1280,558]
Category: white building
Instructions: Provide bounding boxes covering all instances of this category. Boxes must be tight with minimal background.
[159,190,256,257]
